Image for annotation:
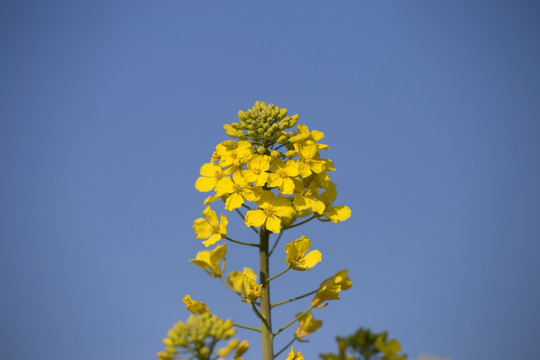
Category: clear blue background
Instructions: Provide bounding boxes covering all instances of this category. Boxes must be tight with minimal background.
[1,1,539,359]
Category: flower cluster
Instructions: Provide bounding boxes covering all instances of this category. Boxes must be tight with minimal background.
[193,101,351,247]
[183,102,354,360]
[158,313,249,360]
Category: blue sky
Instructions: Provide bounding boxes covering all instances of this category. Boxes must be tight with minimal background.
[1,1,539,359]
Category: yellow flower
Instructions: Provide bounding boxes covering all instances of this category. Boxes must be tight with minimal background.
[311,283,341,308]
[290,123,328,150]
[241,275,264,303]
[293,180,326,215]
[320,269,353,290]
[227,267,257,294]
[193,206,228,247]
[215,171,262,211]
[245,191,295,233]
[195,163,229,192]
[294,142,326,177]
[295,311,322,339]
[285,346,305,360]
[267,158,299,195]
[375,335,407,360]
[243,155,270,186]
[285,236,322,271]
[312,269,352,308]
[318,182,351,223]
[216,140,253,169]
[182,295,210,315]
[189,243,227,277]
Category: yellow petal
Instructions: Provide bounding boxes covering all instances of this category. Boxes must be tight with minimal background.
[225,192,244,211]
[199,163,221,177]
[245,210,267,228]
[193,218,212,239]
[183,295,210,314]
[195,177,217,192]
[203,234,221,247]
[265,216,282,233]
[202,206,219,226]
[215,177,235,195]
[298,250,322,270]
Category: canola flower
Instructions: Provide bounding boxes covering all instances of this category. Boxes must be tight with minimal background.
[178,102,354,360]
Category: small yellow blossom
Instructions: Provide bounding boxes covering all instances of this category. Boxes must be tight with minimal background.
[294,142,326,177]
[243,155,270,186]
[267,158,299,194]
[375,335,407,360]
[195,163,229,192]
[318,182,351,223]
[295,311,322,339]
[245,191,295,233]
[320,269,353,290]
[293,180,326,215]
[216,140,253,169]
[285,346,305,360]
[290,123,328,150]
[189,243,227,277]
[227,267,257,295]
[312,269,352,308]
[215,171,262,211]
[193,206,228,247]
[312,283,341,308]
[285,236,322,271]
[241,275,264,303]
[183,295,210,315]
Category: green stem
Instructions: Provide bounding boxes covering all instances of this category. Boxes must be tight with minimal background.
[271,289,318,308]
[283,215,316,230]
[268,231,284,257]
[274,337,297,358]
[235,208,260,234]
[233,323,261,333]
[224,236,259,248]
[273,305,314,337]
[266,267,290,283]
[259,228,274,360]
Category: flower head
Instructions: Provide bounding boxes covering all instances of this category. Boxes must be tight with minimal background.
[285,346,305,360]
[189,243,227,277]
[295,311,322,339]
[193,206,228,247]
[285,236,322,271]
[244,191,295,233]
[183,295,210,315]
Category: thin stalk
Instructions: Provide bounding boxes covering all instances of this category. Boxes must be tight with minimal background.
[274,337,297,358]
[224,236,259,248]
[268,231,284,257]
[271,289,318,308]
[259,228,274,360]
[266,267,290,283]
[235,209,260,234]
[233,323,261,333]
[273,305,314,337]
[283,215,316,230]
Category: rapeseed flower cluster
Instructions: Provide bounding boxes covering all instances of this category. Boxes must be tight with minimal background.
[158,313,248,360]
[193,101,351,246]
[180,102,354,360]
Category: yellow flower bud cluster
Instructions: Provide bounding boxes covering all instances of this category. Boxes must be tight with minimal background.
[225,101,299,148]
[158,313,249,360]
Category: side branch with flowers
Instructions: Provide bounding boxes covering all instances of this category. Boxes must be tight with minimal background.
[159,101,352,360]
